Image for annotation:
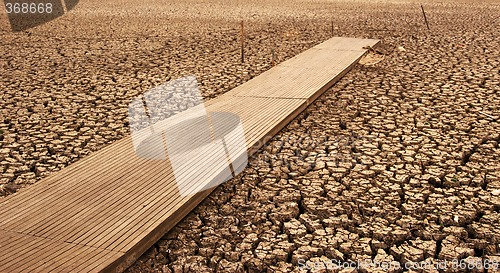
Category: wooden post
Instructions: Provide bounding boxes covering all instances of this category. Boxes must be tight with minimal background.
[271,48,275,66]
[420,4,430,30]
[240,21,245,63]
[331,20,334,37]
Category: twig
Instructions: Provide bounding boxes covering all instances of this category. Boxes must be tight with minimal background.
[240,21,245,63]
[478,111,498,121]
[420,4,430,30]
[271,48,276,66]
[362,45,384,55]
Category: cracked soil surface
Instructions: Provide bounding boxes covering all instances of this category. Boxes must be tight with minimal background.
[1,0,499,272]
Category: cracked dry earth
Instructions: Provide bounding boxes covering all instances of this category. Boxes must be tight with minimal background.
[126,3,499,273]
[0,0,499,272]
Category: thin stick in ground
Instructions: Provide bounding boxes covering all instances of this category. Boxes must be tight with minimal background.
[331,20,334,36]
[271,48,276,66]
[420,4,430,30]
[240,20,245,63]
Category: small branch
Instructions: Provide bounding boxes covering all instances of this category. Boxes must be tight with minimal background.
[362,45,384,55]
[240,20,245,63]
[271,48,276,66]
[420,4,430,30]
[478,111,498,121]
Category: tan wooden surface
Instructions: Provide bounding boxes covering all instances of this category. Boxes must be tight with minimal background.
[0,37,379,272]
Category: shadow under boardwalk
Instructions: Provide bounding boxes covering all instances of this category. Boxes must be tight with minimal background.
[0,37,379,272]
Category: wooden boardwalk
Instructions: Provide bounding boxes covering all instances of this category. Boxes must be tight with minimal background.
[0,37,379,272]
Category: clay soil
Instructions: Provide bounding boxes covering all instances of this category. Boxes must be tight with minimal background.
[1,0,499,272]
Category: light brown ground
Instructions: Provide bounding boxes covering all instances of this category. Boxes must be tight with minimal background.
[1,0,499,272]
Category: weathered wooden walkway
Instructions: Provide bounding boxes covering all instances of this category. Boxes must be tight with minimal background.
[0,37,379,272]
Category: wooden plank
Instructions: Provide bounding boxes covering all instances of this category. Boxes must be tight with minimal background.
[0,37,379,272]
[2,98,303,246]
[0,231,122,273]
[229,50,366,99]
